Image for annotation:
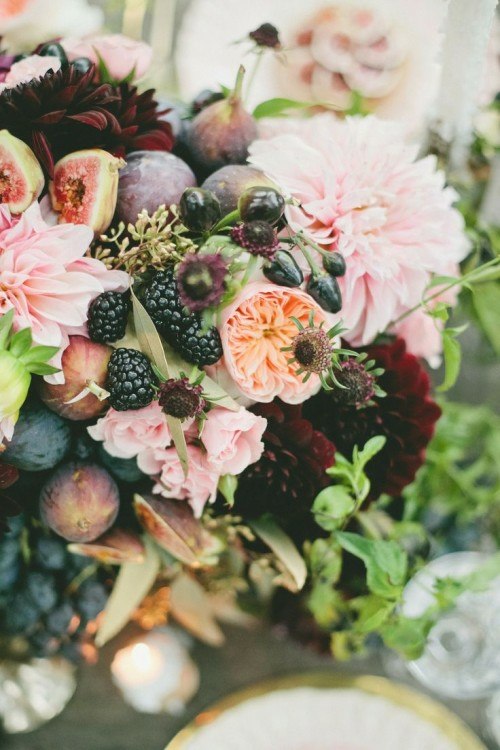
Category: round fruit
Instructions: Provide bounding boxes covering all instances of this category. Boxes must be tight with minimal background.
[49,149,125,236]
[106,348,157,411]
[322,252,347,277]
[97,446,144,483]
[179,187,221,231]
[263,250,304,287]
[187,93,257,172]
[238,186,285,224]
[307,274,343,314]
[38,335,112,421]
[71,57,93,75]
[37,42,68,67]
[87,291,131,344]
[191,89,225,115]
[202,165,275,216]
[39,462,120,543]
[116,150,196,225]
[3,400,71,471]
[0,129,44,214]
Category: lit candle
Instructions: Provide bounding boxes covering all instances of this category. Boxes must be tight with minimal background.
[433,0,498,167]
[111,630,199,714]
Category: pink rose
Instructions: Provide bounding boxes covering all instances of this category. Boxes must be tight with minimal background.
[137,445,219,518]
[62,34,153,82]
[0,54,61,92]
[202,407,266,476]
[88,402,171,459]
[218,281,333,404]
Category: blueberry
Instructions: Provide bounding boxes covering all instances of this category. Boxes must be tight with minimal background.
[3,591,40,633]
[29,629,61,657]
[35,537,67,571]
[78,581,108,622]
[25,571,58,613]
[46,601,75,636]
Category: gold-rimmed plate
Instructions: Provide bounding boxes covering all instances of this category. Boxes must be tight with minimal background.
[166,673,485,750]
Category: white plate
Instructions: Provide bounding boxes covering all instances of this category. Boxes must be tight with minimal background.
[166,674,485,750]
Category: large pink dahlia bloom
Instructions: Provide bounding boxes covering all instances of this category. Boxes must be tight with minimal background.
[249,115,469,364]
[0,202,128,380]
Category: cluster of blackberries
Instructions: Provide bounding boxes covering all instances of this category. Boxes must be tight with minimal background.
[0,518,110,662]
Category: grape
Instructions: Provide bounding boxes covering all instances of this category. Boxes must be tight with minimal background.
[116,151,196,225]
[46,602,75,636]
[26,571,58,613]
[35,536,67,571]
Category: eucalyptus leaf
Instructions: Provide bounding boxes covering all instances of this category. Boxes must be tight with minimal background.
[95,538,161,647]
[250,515,307,592]
[169,573,225,646]
[218,474,238,507]
[471,281,500,355]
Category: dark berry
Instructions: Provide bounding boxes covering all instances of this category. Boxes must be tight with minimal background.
[26,571,58,613]
[238,186,285,224]
[37,42,68,67]
[78,580,108,622]
[191,89,225,116]
[179,188,221,231]
[35,536,66,571]
[87,291,130,344]
[71,57,93,75]
[307,274,343,313]
[263,249,303,287]
[106,348,157,411]
[29,630,61,657]
[177,320,223,366]
[3,591,40,633]
[322,252,346,277]
[46,602,76,636]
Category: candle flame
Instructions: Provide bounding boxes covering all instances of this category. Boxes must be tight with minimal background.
[131,642,153,673]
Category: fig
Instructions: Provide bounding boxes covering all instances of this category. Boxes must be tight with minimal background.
[202,165,275,216]
[0,130,44,214]
[40,462,120,543]
[38,335,112,421]
[134,494,222,567]
[49,149,125,235]
[68,529,145,565]
[116,150,196,225]
[3,399,71,472]
[187,66,257,172]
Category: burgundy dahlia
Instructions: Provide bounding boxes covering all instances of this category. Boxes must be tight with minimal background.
[0,65,173,176]
[176,253,227,312]
[304,338,442,498]
[235,400,335,530]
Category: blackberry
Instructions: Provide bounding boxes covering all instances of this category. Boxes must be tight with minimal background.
[178,320,223,366]
[87,291,130,343]
[143,269,223,366]
[106,348,157,411]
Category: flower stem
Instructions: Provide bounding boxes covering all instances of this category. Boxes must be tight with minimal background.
[296,236,322,276]
[230,64,246,104]
[244,51,263,105]
[212,209,240,233]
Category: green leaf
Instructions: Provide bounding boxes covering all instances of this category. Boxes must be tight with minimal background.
[131,289,189,476]
[427,275,461,289]
[26,363,61,376]
[218,474,238,507]
[336,531,407,599]
[437,330,462,392]
[312,486,356,531]
[20,344,60,366]
[471,281,500,355]
[95,537,160,647]
[355,436,387,471]
[380,614,433,660]
[169,573,225,646]
[0,309,14,349]
[252,97,340,119]
[250,515,307,592]
[8,327,32,358]
[352,595,395,633]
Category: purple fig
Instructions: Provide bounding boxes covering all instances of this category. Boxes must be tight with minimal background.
[187,66,257,172]
[68,529,144,564]
[134,494,222,567]
[38,335,112,421]
[40,462,119,543]
[201,165,276,216]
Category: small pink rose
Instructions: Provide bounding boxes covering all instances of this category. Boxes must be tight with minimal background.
[88,402,171,459]
[62,34,153,82]
[202,407,266,476]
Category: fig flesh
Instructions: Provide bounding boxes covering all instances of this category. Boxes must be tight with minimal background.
[0,130,44,213]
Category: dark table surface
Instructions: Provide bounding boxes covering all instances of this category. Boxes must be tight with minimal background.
[1,623,493,750]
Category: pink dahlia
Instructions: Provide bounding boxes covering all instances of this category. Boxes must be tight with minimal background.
[0,202,128,380]
[249,115,469,363]
[137,445,220,518]
[88,402,171,460]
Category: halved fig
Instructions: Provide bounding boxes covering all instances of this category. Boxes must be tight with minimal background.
[0,130,44,213]
[49,149,125,235]
[68,528,145,565]
[134,494,223,568]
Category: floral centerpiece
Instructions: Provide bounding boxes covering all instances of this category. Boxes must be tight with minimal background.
[0,23,499,667]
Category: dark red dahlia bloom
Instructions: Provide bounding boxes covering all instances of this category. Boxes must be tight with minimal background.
[0,65,173,176]
[304,338,442,498]
[235,400,335,529]
[0,461,20,535]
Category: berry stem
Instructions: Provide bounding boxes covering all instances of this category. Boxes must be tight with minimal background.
[212,209,240,233]
[296,236,322,276]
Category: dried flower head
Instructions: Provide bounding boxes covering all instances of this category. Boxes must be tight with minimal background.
[158,377,206,420]
[177,253,227,312]
[249,23,281,49]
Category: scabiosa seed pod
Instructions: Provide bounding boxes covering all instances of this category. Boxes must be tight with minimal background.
[176,253,227,312]
[330,360,376,406]
[249,23,281,49]
[292,327,332,375]
[158,378,206,420]
[231,220,279,258]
